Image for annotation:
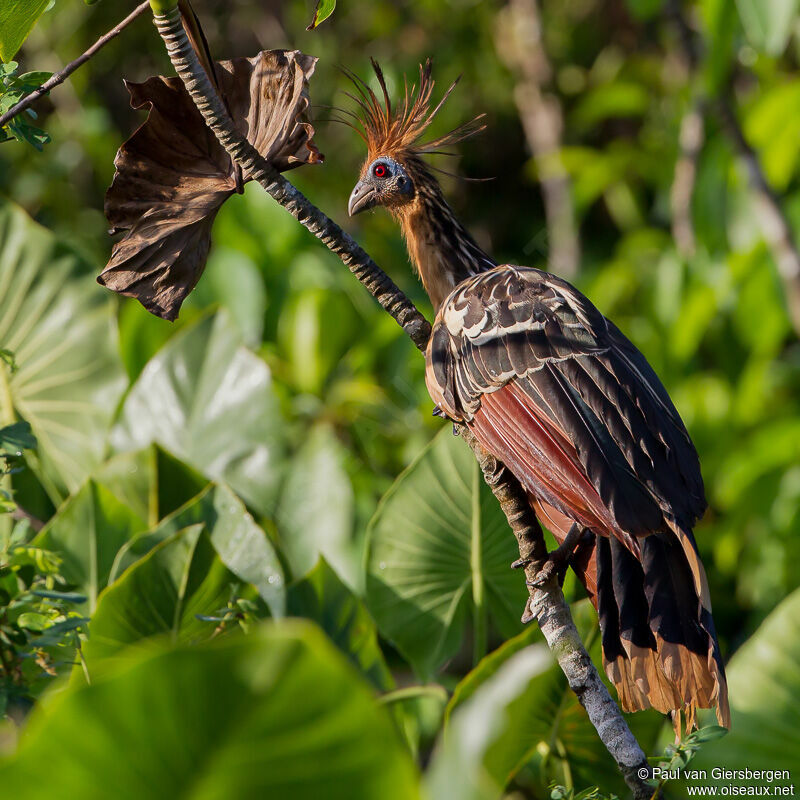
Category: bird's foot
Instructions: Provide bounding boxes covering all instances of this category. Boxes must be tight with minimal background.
[524,523,586,589]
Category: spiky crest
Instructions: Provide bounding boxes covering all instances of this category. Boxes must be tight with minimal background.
[344,58,486,164]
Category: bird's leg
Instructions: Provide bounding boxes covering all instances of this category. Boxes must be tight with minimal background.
[521,523,586,590]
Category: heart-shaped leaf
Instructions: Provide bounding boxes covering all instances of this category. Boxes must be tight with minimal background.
[0,622,421,800]
[110,483,285,617]
[365,428,528,679]
[81,524,263,674]
[0,200,127,500]
[34,481,146,613]
[111,311,287,516]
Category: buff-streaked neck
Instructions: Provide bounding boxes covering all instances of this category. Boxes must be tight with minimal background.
[391,178,496,310]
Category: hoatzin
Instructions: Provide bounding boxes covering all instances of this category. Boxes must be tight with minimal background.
[346,60,730,732]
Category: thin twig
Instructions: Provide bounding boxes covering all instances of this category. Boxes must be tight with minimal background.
[0,1,151,131]
[150,8,652,797]
[496,0,581,278]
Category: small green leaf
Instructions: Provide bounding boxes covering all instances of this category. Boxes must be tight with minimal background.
[306,0,336,30]
[16,611,49,632]
[0,422,36,454]
[0,1,50,62]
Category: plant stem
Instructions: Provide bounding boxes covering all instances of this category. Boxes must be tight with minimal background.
[470,458,487,665]
[151,8,653,798]
[0,2,151,131]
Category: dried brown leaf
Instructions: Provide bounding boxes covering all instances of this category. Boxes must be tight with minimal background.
[99,50,323,321]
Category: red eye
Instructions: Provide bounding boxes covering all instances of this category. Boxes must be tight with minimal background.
[373,163,388,178]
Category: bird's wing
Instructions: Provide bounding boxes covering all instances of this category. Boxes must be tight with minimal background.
[425,265,707,547]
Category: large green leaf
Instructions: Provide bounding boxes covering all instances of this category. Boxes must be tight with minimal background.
[92,445,209,528]
[429,601,664,798]
[684,587,800,781]
[81,525,262,673]
[112,311,287,516]
[0,200,127,499]
[365,428,528,679]
[0,1,49,62]
[0,622,421,800]
[110,484,285,617]
[735,0,800,55]
[287,558,393,690]
[34,480,146,613]
[277,423,355,585]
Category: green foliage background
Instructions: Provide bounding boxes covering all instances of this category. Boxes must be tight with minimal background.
[1,0,800,797]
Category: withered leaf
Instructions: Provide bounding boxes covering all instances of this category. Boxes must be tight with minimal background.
[100,50,323,321]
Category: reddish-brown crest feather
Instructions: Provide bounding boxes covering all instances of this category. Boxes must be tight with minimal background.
[344,58,486,162]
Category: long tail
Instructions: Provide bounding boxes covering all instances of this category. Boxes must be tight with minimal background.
[538,500,730,733]
[596,525,729,732]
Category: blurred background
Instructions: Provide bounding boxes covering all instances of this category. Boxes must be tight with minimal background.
[2,0,800,794]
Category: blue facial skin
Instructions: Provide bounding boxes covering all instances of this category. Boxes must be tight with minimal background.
[348,157,414,216]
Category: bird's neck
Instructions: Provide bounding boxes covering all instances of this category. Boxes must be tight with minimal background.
[394,182,496,311]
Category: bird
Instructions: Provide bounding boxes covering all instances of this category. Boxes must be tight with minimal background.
[345,59,730,733]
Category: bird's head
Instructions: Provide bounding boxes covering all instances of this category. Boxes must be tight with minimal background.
[348,155,415,216]
[345,59,485,218]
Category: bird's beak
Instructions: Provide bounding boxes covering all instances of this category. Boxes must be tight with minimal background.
[348,180,377,216]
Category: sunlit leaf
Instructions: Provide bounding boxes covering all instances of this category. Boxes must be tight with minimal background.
[111,311,287,516]
[0,1,49,62]
[277,423,355,585]
[0,200,127,500]
[734,0,800,55]
[307,0,337,30]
